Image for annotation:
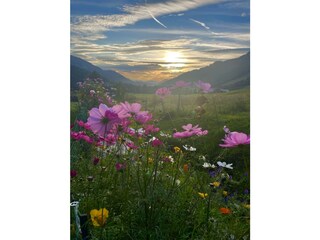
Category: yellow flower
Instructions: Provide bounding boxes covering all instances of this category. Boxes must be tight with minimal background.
[212,181,220,187]
[174,146,181,153]
[244,204,250,209]
[90,208,109,227]
[148,157,154,164]
[223,191,228,196]
[198,192,208,199]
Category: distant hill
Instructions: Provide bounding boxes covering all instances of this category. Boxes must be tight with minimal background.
[71,55,135,89]
[163,52,250,90]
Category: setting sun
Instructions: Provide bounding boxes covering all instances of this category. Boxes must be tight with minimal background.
[162,51,185,68]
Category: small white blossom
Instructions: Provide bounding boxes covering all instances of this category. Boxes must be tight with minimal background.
[183,145,196,151]
[160,131,171,138]
[202,162,215,169]
[217,161,233,169]
[199,155,206,161]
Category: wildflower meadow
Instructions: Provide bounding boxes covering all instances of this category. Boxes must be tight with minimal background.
[70,78,250,239]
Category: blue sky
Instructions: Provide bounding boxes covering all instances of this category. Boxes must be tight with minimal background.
[71,0,250,81]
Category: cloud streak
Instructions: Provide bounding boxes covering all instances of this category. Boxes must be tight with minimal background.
[71,0,227,40]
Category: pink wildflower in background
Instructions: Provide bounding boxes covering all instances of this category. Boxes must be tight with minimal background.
[219,130,250,148]
[174,81,191,88]
[87,104,121,137]
[71,170,77,178]
[126,141,138,150]
[151,138,163,147]
[135,111,152,124]
[104,133,117,145]
[113,102,142,118]
[155,87,171,99]
[173,124,208,138]
[195,81,213,93]
[93,157,100,165]
[115,162,126,171]
[144,124,160,135]
[76,120,91,130]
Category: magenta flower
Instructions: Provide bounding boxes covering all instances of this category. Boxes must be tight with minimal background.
[126,141,138,150]
[71,170,77,178]
[76,120,91,130]
[219,132,250,148]
[144,124,160,135]
[155,87,171,99]
[174,80,191,88]
[151,138,163,147]
[173,124,208,138]
[115,162,126,171]
[87,104,121,137]
[195,81,213,93]
[135,111,152,124]
[113,102,142,119]
[103,133,117,145]
[93,157,100,165]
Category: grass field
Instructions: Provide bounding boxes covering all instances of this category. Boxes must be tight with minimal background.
[70,87,250,239]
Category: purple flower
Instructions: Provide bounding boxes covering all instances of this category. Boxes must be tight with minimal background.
[151,138,163,147]
[174,81,191,88]
[144,124,160,135]
[219,132,250,148]
[87,104,121,137]
[155,87,171,99]
[76,120,91,130]
[71,170,77,178]
[93,157,100,165]
[113,102,142,119]
[195,81,213,93]
[135,111,152,124]
[173,124,208,138]
[104,133,117,145]
[115,162,126,171]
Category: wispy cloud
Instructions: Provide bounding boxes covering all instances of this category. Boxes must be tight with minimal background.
[71,0,227,40]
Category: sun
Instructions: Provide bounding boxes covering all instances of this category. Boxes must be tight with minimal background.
[162,51,185,68]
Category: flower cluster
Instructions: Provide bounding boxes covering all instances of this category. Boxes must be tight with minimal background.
[173,124,208,138]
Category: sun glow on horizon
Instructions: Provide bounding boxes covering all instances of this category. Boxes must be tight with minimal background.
[162,51,186,68]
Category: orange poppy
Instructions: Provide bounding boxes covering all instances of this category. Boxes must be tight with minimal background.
[219,207,232,214]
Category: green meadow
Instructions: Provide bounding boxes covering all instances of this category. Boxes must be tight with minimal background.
[70,86,250,240]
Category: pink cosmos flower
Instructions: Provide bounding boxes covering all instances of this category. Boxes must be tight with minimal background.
[112,102,142,119]
[87,104,121,137]
[76,120,91,130]
[126,141,138,150]
[135,111,152,124]
[71,170,77,178]
[115,162,126,171]
[173,124,208,138]
[195,81,213,93]
[144,124,160,135]
[174,81,191,88]
[93,157,100,165]
[151,138,163,147]
[71,131,94,144]
[219,132,250,148]
[155,87,171,99]
[104,133,117,145]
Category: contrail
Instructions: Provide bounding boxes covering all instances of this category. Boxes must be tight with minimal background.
[145,0,167,28]
[190,18,217,35]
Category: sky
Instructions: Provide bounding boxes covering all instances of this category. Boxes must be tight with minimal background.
[71,0,250,81]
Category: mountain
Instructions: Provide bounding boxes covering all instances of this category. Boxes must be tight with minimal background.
[163,52,250,90]
[71,55,135,89]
